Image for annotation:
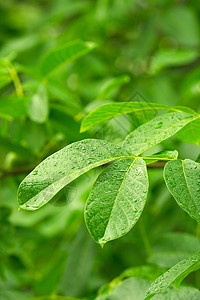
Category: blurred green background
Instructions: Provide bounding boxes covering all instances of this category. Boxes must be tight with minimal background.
[0,0,200,299]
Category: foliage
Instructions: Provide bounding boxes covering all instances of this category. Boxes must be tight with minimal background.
[1,0,200,299]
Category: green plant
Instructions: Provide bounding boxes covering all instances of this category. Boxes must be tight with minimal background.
[18,98,200,298]
[1,1,200,298]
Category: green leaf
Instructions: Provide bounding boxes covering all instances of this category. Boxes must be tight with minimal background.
[47,82,81,116]
[150,49,198,74]
[145,250,200,300]
[161,6,200,47]
[121,265,165,281]
[80,101,198,133]
[80,102,170,132]
[17,139,128,210]
[164,159,200,223]
[39,40,96,78]
[123,112,197,155]
[28,86,48,123]
[85,157,148,246]
[97,277,150,300]
[176,118,200,145]
[96,75,130,100]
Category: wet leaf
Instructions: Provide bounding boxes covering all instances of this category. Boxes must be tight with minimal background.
[164,159,200,222]
[123,112,197,155]
[145,250,200,300]
[17,139,128,210]
[85,158,148,245]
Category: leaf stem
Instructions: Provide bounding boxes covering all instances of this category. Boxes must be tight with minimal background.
[4,60,24,98]
[139,220,152,257]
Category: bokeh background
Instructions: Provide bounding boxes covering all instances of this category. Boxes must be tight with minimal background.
[0,0,200,299]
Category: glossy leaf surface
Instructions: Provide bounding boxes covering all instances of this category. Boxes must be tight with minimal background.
[123,112,197,155]
[164,159,200,222]
[145,250,200,299]
[17,139,128,210]
[85,158,148,245]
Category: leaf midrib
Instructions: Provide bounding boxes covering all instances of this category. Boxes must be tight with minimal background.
[19,155,132,209]
[102,158,137,241]
[181,160,199,214]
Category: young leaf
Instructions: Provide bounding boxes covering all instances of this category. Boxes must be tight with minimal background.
[39,40,96,78]
[80,102,170,132]
[123,112,197,155]
[164,159,200,222]
[17,139,129,210]
[85,158,148,246]
[145,250,200,300]
[28,86,48,123]
[96,75,130,100]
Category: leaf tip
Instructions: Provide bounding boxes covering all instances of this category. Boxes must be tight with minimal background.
[80,124,85,133]
[98,237,106,248]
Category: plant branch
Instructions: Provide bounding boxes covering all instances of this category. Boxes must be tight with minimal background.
[4,60,24,98]
[0,161,167,178]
